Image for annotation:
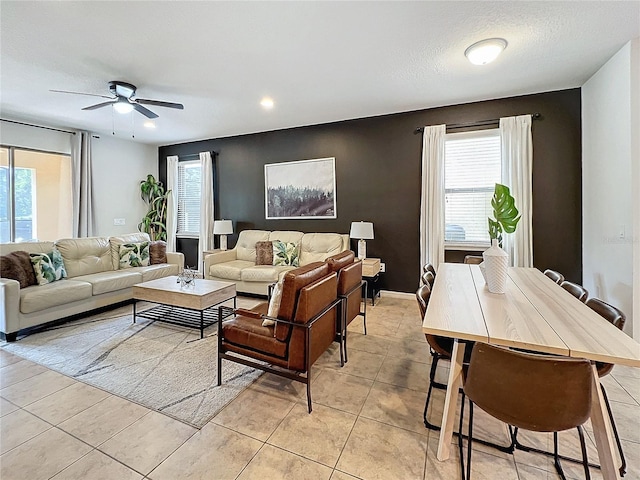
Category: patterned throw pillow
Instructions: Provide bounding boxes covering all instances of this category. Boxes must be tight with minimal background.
[263,279,283,328]
[255,241,273,266]
[119,242,150,269]
[30,250,67,286]
[272,241,299,267]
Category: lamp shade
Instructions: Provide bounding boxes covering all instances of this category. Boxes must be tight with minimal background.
[213,219,233,235]
[350,221,374,240]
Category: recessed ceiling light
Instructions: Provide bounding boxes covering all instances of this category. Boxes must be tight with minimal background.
[113,98,134,114]
[143,121,156,129]
[260,97,274,109]
[464,38,507,65]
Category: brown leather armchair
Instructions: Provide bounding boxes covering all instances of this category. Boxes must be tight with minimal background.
[217,261,340,413]
[326,251,365,365]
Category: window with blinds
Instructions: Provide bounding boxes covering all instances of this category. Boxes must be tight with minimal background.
[177,160,202,236]
[444,129,501,246]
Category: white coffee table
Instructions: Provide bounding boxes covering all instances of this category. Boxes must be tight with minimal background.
[132,276,236,338]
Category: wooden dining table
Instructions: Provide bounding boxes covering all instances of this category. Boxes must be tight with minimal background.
[422,263,640,480]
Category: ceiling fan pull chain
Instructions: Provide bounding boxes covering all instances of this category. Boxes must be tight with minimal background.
[111,107,115,136]
[131,112,135,139]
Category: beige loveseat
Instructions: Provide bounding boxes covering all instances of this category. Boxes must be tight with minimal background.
[204,230,349,295]
[0,233,184,341]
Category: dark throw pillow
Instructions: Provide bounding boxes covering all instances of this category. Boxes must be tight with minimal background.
[1,250,37,288]
[255,241,274,266]
[149,240,168,265]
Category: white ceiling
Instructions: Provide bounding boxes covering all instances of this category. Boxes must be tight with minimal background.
[1,1,639,146]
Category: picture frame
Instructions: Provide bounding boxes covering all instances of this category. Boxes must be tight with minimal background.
[265,157,337,219]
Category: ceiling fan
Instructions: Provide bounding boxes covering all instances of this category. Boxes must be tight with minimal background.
[51,81,184,119]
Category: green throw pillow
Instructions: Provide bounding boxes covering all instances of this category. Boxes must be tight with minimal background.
[119,242,150,269]
[272,241,299,267]
[30,250,67,285]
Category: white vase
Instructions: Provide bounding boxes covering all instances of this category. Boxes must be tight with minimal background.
[478,261,487,284]
[483,239,508,294]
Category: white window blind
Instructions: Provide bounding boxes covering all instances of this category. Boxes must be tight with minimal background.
[444,129,501,245]
[177,160,202,236]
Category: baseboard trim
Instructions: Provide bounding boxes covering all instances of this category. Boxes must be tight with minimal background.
[380,290,414,299]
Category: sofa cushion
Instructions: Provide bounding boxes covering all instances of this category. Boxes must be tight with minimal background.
[119,242,150,269]
[0,241,55,257]
[299,233,346,265]
[20,279,93,314]
[209,260,255,281]
[109,233,151,269]
[30,250,67,285]
[255,241,273,266]
[73,270,143,295]
[56,237,113,277]
[235,230,270,262]
[149,240,168,264]
[240,265,293,283]
[1,251,37,288]
[136,263,179,282]
[268,231,304,245]
[273,241,300,267]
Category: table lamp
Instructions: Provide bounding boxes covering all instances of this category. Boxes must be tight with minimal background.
[213,219,233,251]
[350,221,374,260]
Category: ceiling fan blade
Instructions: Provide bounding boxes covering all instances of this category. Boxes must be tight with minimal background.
[50,89,113,99]
[135,98,184,110]
[133,102,159,119]
[82,100,117,111]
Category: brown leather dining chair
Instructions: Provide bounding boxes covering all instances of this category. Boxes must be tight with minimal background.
[423,263,436,277]
[416,283,472,431]
[459,343,593,480]
[544,269,565,285]
[463,255,483,265]
[560,280,588,302]
[586,297,627,476]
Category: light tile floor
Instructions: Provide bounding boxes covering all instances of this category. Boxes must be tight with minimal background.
[1,296,639,480]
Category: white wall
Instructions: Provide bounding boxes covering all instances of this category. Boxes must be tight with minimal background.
[582,39,639,338]
[91,135,157,237]
[1,120,158,240]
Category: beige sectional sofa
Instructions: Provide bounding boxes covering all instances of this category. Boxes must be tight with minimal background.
[0,233,184,341]
[204,230,349,295]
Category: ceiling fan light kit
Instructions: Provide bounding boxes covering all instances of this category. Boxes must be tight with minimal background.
[52,80,184,119]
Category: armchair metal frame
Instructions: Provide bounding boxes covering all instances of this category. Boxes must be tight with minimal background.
[337,279,367,365]
[217,298,340,413]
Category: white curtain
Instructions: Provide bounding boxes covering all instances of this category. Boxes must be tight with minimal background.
[166,156,179,253]
[420,125,447,271]
[71,131,95,237]
[500,115,533,267]
[198,151,214,271]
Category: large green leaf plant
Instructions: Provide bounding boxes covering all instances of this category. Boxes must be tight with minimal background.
[138,174,170,241]
[488,183,521,248]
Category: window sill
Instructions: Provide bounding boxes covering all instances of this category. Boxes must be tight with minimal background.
[177,234,200,239]
[444,243,489,252]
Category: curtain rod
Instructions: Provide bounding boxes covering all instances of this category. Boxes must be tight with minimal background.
[179,151,217,160]
[1,118,76,135]
[413,112,541,135]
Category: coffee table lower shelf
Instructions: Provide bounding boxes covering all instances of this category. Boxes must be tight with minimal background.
[133,303,235,338]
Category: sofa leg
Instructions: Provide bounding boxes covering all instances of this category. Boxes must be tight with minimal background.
[2,332,17,342]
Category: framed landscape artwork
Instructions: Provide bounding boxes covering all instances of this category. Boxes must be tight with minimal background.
[265,157,337,219]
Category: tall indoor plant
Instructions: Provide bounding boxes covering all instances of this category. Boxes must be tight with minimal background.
[138,174,170,241]
[483,183,521,293]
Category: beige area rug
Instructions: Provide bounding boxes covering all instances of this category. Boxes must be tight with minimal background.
[1,297,264,428]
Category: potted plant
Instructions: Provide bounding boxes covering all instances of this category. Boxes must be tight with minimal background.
[483,183,521,293]
[138,174,170,241]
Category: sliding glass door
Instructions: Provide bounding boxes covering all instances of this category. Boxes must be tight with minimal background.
[0,146,72,242]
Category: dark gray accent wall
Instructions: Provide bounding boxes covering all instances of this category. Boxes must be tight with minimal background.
[159,89,582,293]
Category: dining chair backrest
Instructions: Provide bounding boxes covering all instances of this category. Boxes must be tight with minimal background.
[560,281,588,303]
[416,284,431,318]
[586,297,627,377]
[423,263,436,277]
[463,255,483,265]
[421,271,435,289]
[544,269,565,285]
[464,343,593,433]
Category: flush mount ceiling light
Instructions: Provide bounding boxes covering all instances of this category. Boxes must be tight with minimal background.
[113,97,134,114]
[260,97,274,109]
[464,38,507,65]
